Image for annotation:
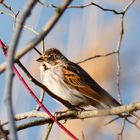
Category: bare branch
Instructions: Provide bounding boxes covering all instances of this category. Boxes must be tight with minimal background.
[38,1,123,14]
[104,116,121,126]
[43,123,54,140]
[23,24,39,35]
[81,130,85,140]
[115,0,135,103]
[1,2,15,15]
[0,9,15,18]
[4,0,38,139]
[35,39,46,111]
[125,118,140,129]
[13,102,140,119]
[117,119,125,140]
[123,0,135,13]
[1,100,140,139]
[35,90,45,111]
[77,51,117,64]
[1,101,140,130]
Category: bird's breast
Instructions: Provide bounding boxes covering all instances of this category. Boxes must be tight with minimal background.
[40,67,90,106]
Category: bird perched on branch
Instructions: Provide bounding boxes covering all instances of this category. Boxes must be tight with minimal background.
[36,48,122,109]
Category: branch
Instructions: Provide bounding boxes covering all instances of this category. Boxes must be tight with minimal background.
[43,123,54,140]
[115,0,135,103]
[125,118,140,129]
[38,1,122,14]
[0,1,15,15]
[2,101,140,127]
[35,90,45,111]
[1,101,140,139]
[35,34,46,112]
[13,102,140,120]
[117,119,125,140]
[3,0,38,140]
[0,9,15,18]
[77,50,117,64]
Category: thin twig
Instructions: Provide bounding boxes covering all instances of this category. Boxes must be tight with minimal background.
[38,1,123,14]
[123,0,135,13]
[1,2,15,15]
[117,119,125,140]
[126,118,140,129]
[116,52,121,103]
[35,38,45,111]
[35,90,45,111]
[115,0,135,104]
[104,116,121,126]
[0,9,15,18]
[77,51,117,64]
[116,14,124,104]
[43,123,54,140]
[81,130,85,140]
[0,119,54,139]
[24,25,39,35]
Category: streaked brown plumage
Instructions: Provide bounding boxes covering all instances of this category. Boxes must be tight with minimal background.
[36,48,122,109]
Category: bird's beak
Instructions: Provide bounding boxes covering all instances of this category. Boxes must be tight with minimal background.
[36,56,44,62]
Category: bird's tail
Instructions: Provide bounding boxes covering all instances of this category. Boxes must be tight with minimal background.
[100,88,140,120]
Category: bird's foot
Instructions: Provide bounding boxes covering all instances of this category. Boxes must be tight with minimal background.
[54,109,70,117]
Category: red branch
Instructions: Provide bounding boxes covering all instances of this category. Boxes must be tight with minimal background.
[0,39,78,140]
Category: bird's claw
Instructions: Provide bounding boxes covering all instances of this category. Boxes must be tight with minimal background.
[54,110,70,117]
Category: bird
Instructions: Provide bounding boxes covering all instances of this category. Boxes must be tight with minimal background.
[36,48,122,109]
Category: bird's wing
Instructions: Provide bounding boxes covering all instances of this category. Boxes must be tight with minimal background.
[62,62,120,107]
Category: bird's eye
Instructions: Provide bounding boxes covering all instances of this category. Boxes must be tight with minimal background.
[48,55,53,60]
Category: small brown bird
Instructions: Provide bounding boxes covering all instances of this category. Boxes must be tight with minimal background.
[36,48,122,109]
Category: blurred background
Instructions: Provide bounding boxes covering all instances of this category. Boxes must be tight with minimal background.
[0,0,140,139]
